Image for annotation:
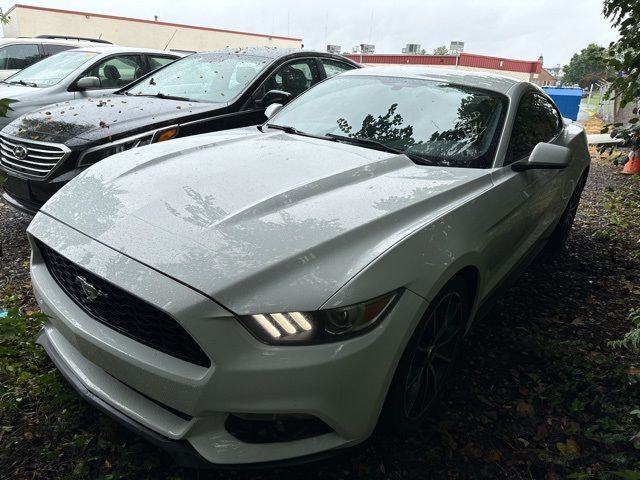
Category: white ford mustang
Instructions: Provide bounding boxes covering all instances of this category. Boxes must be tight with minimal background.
[27,67,590,467]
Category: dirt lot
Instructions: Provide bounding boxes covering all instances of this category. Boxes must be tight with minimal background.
[1,140,639,479]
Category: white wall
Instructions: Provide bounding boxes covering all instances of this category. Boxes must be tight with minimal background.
[3,6,301,52]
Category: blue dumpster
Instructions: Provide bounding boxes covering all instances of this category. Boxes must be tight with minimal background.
[542,87,582,121]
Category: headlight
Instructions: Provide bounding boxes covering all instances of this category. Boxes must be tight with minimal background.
[77,126,178,167]
[238,291,398,345]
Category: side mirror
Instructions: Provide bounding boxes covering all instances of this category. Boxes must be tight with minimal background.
[511,143,571,171]
[264,103,283,119]
[259,89,292,107]
[75,76,100,91]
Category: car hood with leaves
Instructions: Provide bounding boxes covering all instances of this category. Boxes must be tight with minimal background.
[40,126,492,314]
[1,94,229,146]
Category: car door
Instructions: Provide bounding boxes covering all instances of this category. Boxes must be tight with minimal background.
[73,54,147,99]
[241,58,324,126]
[480,90,566,293]
[181,57,325,137]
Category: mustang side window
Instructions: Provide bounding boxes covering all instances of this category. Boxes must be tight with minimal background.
[506,92,562,164]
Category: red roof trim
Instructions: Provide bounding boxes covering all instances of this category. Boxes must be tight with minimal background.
[8,4,302,42]
[345,52,542,74]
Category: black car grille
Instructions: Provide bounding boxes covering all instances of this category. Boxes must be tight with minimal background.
[0,134,69,178]
[36,239,211,368]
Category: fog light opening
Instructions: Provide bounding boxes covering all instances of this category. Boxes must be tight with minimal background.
[225,413,333,444]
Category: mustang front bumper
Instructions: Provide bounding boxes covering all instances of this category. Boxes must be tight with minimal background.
[28,212,427,466]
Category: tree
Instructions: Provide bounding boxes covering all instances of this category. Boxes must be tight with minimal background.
[602,0,640,149]
[562,43,611,88]
[337,104,419,147]
[432,45,449,55]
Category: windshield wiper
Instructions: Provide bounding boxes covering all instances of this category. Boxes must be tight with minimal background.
[122,92,194,101]
[155,92,193,101]
[325,133,434,165]
[265,123,335,141]
[265,124,304,134]
[8,79,37,87]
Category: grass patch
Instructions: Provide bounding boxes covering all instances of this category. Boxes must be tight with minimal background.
[581,92,603,107]
[594,177,640,252]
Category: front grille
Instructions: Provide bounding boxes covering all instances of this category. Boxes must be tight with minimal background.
[36,239,211,368]
[0,134,70,178]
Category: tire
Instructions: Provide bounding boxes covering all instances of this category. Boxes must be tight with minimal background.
[546,171,588,251]
[382,276,471,433]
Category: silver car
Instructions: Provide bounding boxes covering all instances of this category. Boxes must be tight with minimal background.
[28,67,590,467]
[0,35,112,80]
[0,46,180,129]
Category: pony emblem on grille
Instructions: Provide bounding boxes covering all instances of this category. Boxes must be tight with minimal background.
[75,275,107,301]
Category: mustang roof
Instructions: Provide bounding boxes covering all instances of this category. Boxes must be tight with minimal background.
[342,66,523,95]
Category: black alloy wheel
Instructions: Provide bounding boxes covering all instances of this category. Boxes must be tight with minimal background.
[548,171,588,250]
[383,276,470,432]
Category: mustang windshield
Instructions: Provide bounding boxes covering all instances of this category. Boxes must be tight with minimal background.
[6,51,99,87]
[271,75,508,168]
[124,52,271,103]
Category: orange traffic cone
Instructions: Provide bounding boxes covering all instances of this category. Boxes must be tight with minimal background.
[622,148,640,175]
[623,148,640,175]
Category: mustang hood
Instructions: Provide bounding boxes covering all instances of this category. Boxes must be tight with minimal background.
[3,95,223,145]
[39,127,492,313]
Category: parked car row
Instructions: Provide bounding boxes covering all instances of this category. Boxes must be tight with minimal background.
[0,47,358,212]
[0,44,590,468]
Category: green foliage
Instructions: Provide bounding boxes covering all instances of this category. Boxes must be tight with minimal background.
[0,98,17,117]
[562,43,611,88]
[602,0,640,148]
[432,45,449,55]
[612,471,640,480]
[0,9,9,25]
[609,307,640,352]
[592,177,640,253]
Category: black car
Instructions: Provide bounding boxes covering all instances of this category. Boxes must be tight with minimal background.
[0,48,359,213]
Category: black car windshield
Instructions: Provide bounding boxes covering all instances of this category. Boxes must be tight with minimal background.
[270,75,508,168]
[6,50,99,87]
[123,52,272,103]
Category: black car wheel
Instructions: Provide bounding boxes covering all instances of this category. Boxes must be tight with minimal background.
[383,276,470,432]
[547,171,588,251]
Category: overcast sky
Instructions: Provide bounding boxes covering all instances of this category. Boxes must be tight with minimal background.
[0,0,620,67]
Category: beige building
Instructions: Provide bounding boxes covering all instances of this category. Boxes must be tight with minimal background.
[2,4,302,52]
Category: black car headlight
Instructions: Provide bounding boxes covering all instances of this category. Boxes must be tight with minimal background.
[78,126,178,167]
[238,291,399,345]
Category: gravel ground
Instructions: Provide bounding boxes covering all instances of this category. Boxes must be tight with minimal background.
[1,157,639,479]
[0,200,32,306]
